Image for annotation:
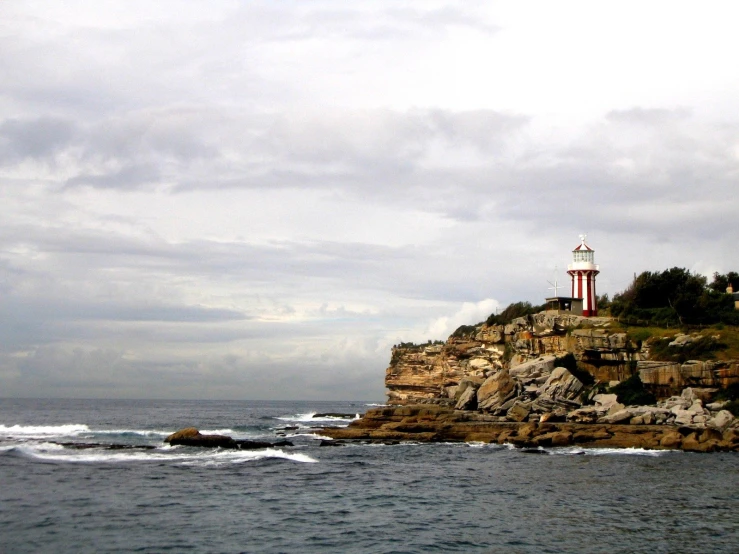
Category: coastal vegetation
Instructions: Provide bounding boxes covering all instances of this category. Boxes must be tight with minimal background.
[609,374,656,406]
[609,268,739,326]
[485,301,545,325]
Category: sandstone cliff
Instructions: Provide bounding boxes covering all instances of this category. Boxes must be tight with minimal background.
[386,313,641,405]
[382,312,739,441]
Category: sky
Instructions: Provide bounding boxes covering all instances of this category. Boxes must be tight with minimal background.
[1,1,738,400]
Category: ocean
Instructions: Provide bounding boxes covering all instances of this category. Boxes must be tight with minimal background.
[0,398,737,554]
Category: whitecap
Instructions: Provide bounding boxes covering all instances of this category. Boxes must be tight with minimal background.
[552,446,671,457]
[0,424,90,438]
[198,428,237,435]
[582,447,671,457]
[276,411,359,423]
[87,429,171,438]
[15,441,319,465]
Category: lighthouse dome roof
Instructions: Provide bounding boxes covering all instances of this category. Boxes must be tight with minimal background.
[573,234,593,252]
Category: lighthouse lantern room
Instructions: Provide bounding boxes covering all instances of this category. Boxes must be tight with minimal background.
[567,234,600,317]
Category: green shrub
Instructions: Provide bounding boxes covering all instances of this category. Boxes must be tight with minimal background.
[628,328,653,343]
[611,268,738,326]
[486,301,545,325]
[724,400,739,417]
[714,383,739,402]
[451,325,477,338]
[648,335,726,363]
[610,374,656,406]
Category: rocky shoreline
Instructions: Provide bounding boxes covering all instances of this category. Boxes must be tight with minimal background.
[319,404,739,453]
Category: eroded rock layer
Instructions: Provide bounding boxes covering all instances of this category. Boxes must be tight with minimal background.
[320,405,739,453]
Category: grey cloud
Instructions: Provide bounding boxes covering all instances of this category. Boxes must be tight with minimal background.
[1,345,386,400]
[65,163,162,190]
[0,117,77,163]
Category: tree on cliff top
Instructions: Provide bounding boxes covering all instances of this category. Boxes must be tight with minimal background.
[486,301,545,326]
[610,268,738,326]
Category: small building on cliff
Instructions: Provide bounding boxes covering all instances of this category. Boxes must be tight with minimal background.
[544,296,583,315]
[728,283,739,310]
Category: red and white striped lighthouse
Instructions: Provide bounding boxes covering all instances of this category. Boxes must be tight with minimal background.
[567,235,600,317]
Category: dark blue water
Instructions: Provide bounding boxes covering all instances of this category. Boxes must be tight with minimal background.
[1,399,737,553]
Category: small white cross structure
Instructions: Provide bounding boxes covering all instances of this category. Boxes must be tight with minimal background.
[547,267,561,296]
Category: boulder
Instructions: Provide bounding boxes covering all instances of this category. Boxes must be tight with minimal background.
[669,334,695,347]
[537,367,584,401]
[477,369,515,411]
[165,428,237,448]
[707,410,735,431]
[671,408,694,427]
[506,401,531,422]
[165,427,199,441]
[164,427,293,449]
[593,393,619,410]
[681,387,698,403]
[509,356,556,379]
[469,358,493,371]
[455,385,478,410]
[567,406,599,424]
[455,376,484,399]
[598,409,633,424]
[687,400,705,414]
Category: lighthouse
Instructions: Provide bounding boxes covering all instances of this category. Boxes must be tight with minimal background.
[567,235,600,317]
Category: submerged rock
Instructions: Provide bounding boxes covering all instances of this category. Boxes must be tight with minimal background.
[313,413,357,419]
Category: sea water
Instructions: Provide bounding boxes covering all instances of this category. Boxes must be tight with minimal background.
[0,398,737,553]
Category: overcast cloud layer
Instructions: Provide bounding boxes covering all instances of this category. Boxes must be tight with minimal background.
[1,1,738,400]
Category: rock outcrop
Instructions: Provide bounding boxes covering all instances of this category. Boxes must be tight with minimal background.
[164,428,294,449]
[386,315,640,406]
[320,405,739,452]
[376,311,739,451]
[638,359,739,398]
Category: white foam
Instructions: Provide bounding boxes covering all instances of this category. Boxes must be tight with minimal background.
[0,424,89,437]
[16,443,318,465]
[553,446,671,457]
[288,433,329,440]
[198,428,236,435]
[277,412,359,423]
[90,429,171,437]
[585,447,670,457]
[365,403,387,407]
[228,448,318,464]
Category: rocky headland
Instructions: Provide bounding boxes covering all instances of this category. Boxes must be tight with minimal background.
[323,313,739,452]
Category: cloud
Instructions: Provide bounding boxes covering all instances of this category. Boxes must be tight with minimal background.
[424,298,500,340]
[0,2,738,399]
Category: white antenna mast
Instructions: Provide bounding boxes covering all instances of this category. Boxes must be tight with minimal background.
[547,266,561,296]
